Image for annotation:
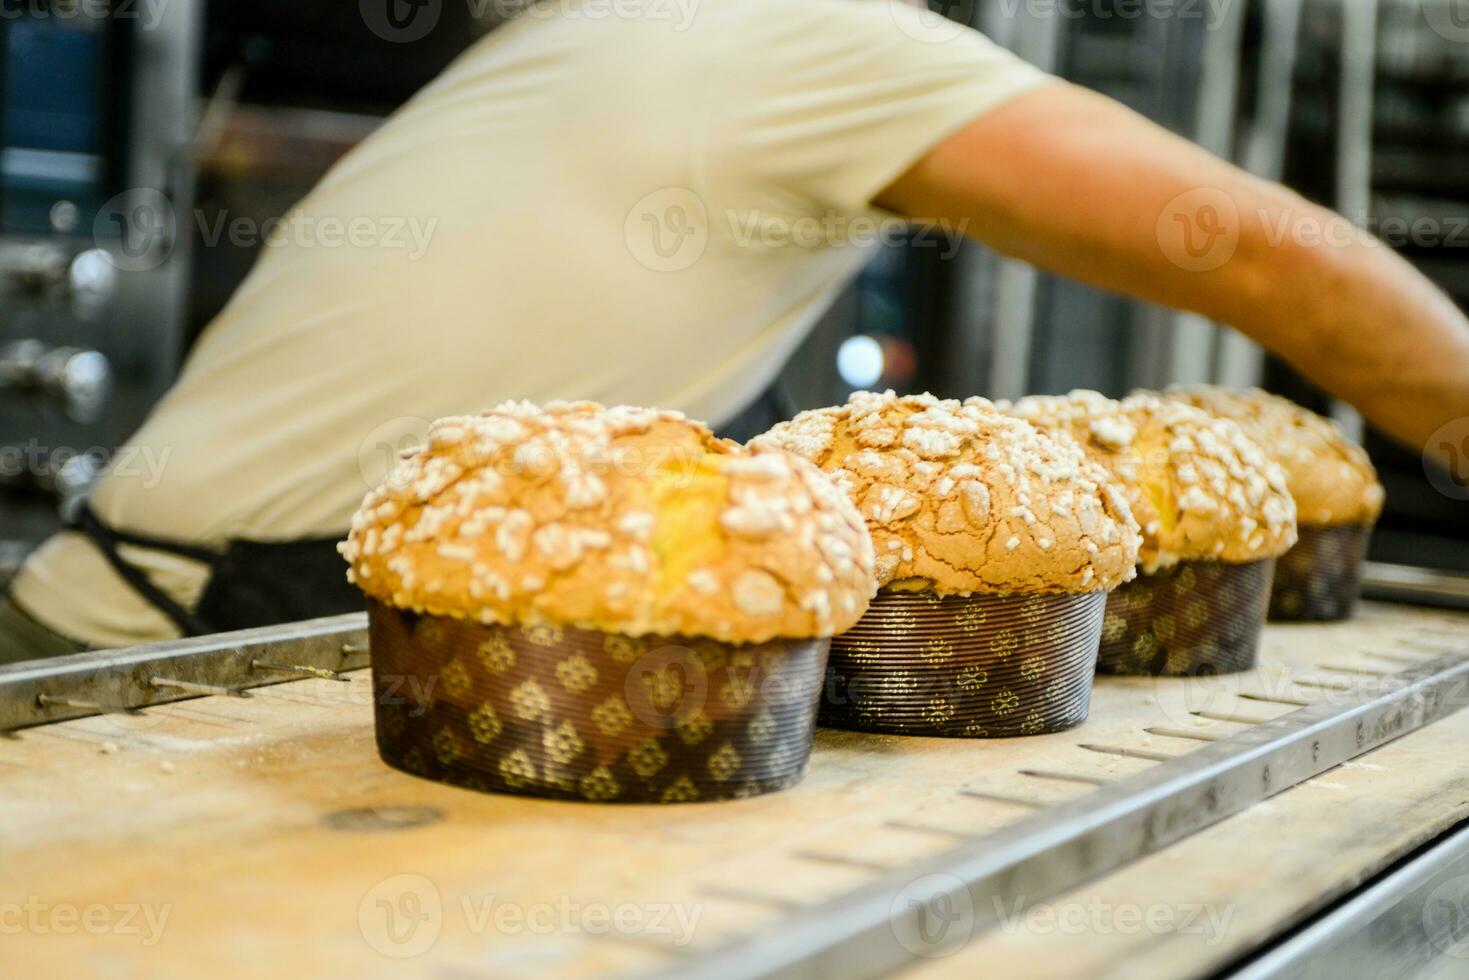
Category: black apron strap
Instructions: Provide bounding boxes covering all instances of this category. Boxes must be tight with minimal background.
[71,505,217,636]
[70,505,363,637]
[193,536,362,634]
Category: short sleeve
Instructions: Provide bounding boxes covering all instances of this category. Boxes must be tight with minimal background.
[699,0,1056,230]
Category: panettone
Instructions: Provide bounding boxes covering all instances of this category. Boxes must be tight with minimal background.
[341,400,877,644]
[1164,385,1383,526]
[1006,390,1298,572]
[751,390,1140,595]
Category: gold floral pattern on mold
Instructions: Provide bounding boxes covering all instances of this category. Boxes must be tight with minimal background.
[676,711,713,746]
[590,696,634,737]
[660,775,701,803]
[509,678,551,721]
[542,721,585,765]
[955,605,987,633]
[957,666,989,690]
[498,749,537,788]
[991,630,1019,658]
[476,635,516,673]
[707,742,741,781]
[440,659,472,699]
[579,766,620,801]
[603,634,647,664]
[433,726,462,765]
[467,703,502,744]
[523,624,563,647]
[923,637,954,662]
[629,737,669,778]
[555,654,597,693]
[720,676,756,710]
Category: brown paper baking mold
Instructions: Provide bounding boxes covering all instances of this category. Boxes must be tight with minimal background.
[368,600,829,803]
[821,589,1105,738]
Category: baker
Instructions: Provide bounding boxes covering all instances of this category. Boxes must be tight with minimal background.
[4,0,1467,661]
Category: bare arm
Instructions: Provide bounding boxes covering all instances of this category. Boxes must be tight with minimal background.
[876,82,1469,467]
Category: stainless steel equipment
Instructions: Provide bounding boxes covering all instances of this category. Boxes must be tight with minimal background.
[0,2,200,539]
[3,601,1468,978]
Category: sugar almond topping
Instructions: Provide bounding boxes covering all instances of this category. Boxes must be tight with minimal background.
[1006,390,1298,572]
[752,390,1141,595]
[342,400,877,643]
[1164,385,1383,527]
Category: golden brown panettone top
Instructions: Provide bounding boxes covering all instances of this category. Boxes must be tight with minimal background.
[341,401,877,644]
[1005,390,1298,573]
[750,390,1141,595]
[1163,385,1384,527]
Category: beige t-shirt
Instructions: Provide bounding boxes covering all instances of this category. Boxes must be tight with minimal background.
[14,0,1050,647]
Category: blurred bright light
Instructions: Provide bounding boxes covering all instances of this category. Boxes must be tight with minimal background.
[837,334,885,388]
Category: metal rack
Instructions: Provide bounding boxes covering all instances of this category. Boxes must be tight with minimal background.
[0,612,367,732]
[4,604,1469,978]
[660,641,1469,979]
